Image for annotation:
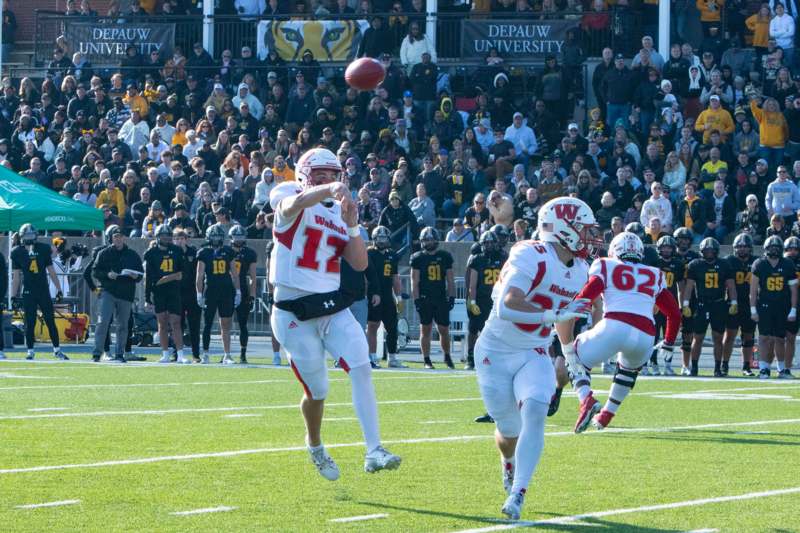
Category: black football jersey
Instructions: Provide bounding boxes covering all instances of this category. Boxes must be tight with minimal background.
[232,245,257,289]
[726,254,756,304]
[11,243,53,292]
[687,258,732,302]
[197,245,236,288]
[179,245,197,293]
[642,246,660,267]
[143,244,184,288]
[657,255,685,297]
[368,247,399,295]
[752,257,796,304]
[411,250,454,298]
[467,251,507,301]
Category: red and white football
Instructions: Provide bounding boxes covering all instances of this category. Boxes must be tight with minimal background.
[345,57,386,91]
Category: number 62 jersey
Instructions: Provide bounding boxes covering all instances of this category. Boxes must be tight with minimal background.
[479,241,589,354]
[269,182,350,294]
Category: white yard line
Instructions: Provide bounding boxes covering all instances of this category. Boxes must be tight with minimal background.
[2,417,798,475]
[170,506,237,516]
[222,414,262,419]
[421,420,456,424]
[329,513,389,523]
[27,407,70,412]
[686,529,720,532]
[15,499,80,509]
[451,487,800,533]
[0,397,484,421]
[326,417,358,421]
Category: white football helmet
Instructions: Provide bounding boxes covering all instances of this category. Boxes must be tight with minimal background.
[295,147,342,188]
[608,231,644,262]
[537,197,600,258]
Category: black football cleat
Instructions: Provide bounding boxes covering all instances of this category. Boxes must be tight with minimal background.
[547,387,564,417]
[474,413,494,423]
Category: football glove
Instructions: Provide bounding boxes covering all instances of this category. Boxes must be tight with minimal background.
[681,305,692,318]
[395,296,405,314]
[728,301,738,315]
[750,306,758,322]
[196,292,205,308]
[656,341,674,362]
[234,290,242,307]
[543,298,591,324]
[788,308,796,321]
[468,300,481,316]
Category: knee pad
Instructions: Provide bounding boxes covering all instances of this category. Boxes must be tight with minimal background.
[289,358,329,401]
[494,410,522,439]
[681,336,692,352]
[742,338,755,348]
[613,367,638,390]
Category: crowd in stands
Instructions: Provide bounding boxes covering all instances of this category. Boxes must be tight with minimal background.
[0,0,798,249]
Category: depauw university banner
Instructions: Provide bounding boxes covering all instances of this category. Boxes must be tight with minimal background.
[65,22,175,66]
[257,19,370,61]
[461,19,575,59]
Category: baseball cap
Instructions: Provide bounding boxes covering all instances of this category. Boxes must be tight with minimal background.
[453,218,463,226]
[615,53,624,60]
[267,71,278,79]
[709,94,720,101]
[403,90,412,98]
[568,122,579,130]
[439,148,449,156]
[206,105,216,113]
[513,112,523,119]
[365,153,377,161]
[174,203,187,211]
[213,83,224,90]
[757,158,768,165]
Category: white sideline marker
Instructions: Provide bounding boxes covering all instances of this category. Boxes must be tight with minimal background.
[170,506,237,516]
[2,417,799,475]
[15,499,80,509]
[329,513,389,523]
[450,487,800,532]
[421,420,455,424]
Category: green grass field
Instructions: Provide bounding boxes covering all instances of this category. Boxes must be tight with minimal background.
[1,354,799,532]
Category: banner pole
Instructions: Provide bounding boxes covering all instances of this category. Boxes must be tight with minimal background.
[203,0,215,58]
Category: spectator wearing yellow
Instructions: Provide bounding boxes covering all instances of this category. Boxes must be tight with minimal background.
[745,4,772,50]
[696,0,724,35]
[695,94,734,143]
[95,174,126,218]
[750,96,789,171]
[271,155,295,182]
[123,84,149,118]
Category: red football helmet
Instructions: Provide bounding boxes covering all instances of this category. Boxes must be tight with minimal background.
[295,147,342,189]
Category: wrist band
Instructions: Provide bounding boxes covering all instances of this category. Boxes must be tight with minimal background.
[347,226,360,237]
[750,306,757,315]
[682,301,689,307]
[730,299,737,305]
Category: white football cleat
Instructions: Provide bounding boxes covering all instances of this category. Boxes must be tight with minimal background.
[501,490,526,520]
[680,366,691,376]
[663,365,675,376]
[201,353,210,364]
[388,357,407,368]
[221,354,235,365]
[272,354,282,366]
[640,365,650,376]
[308,445,340,481]
[501,459,515,495]
[177,356,191,365]
[649,363,660,375]
[364,446,402,473]
[101,353,114,362]
[158,354,171,363]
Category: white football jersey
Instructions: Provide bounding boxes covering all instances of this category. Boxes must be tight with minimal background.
[269,183,350,295]
[589,257,665,318]
[480,240,589,353]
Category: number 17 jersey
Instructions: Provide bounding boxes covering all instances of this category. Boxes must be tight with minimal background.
[269,182,350,294]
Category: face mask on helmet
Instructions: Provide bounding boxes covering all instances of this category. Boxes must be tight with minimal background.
[676,238,690,252]
[766,245,782,258]
[422,239,438,252]
[658,245,673,258]
[482,240,499,254]
[158,233,172,247]
[701,248,717,261]
[786,247,799,258]
[735,245,751,258]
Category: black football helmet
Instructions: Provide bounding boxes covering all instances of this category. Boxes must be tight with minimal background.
[656,235,677,258]
[764,235,783,258]
[733,233,753,259]
[420,226,439,252]
[699,237,720,261]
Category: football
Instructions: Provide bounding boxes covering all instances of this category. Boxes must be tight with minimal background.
[344,57,386,91]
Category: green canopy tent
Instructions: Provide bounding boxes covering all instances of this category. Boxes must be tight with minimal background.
[0,164,105,307]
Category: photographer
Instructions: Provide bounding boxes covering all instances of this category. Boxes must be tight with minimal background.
[91,225,143,363]
[49,237,89,299]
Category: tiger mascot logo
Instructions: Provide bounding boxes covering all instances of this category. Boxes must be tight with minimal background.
[258,20,369,62]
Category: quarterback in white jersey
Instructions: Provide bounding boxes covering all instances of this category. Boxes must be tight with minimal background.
[562,232,682,433]
[475,197,598,520]
[269,147,400,481]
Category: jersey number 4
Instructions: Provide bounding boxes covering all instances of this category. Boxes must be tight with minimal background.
[297,227,347,273]
[611,264,656,296]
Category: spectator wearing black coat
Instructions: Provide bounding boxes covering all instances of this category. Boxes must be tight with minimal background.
[378,191,419,248]
[359,16,393,58]
[675,182,708,239]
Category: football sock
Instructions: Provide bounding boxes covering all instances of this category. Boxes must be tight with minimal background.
[605,368,637,415]
[369,352,377,363]
[691,360,699,373]
[573,371,592,402]
[650,350,658,364]
[714,360,721,372]
[348,364,381,452]
[759,360,769,370]
[162,350,170,358]
[273,351,280,360]
[510,399,547,494]
[777,360,785,371]
[176,349,184,358]
[53,346,60,353]
[240,347,247,358]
